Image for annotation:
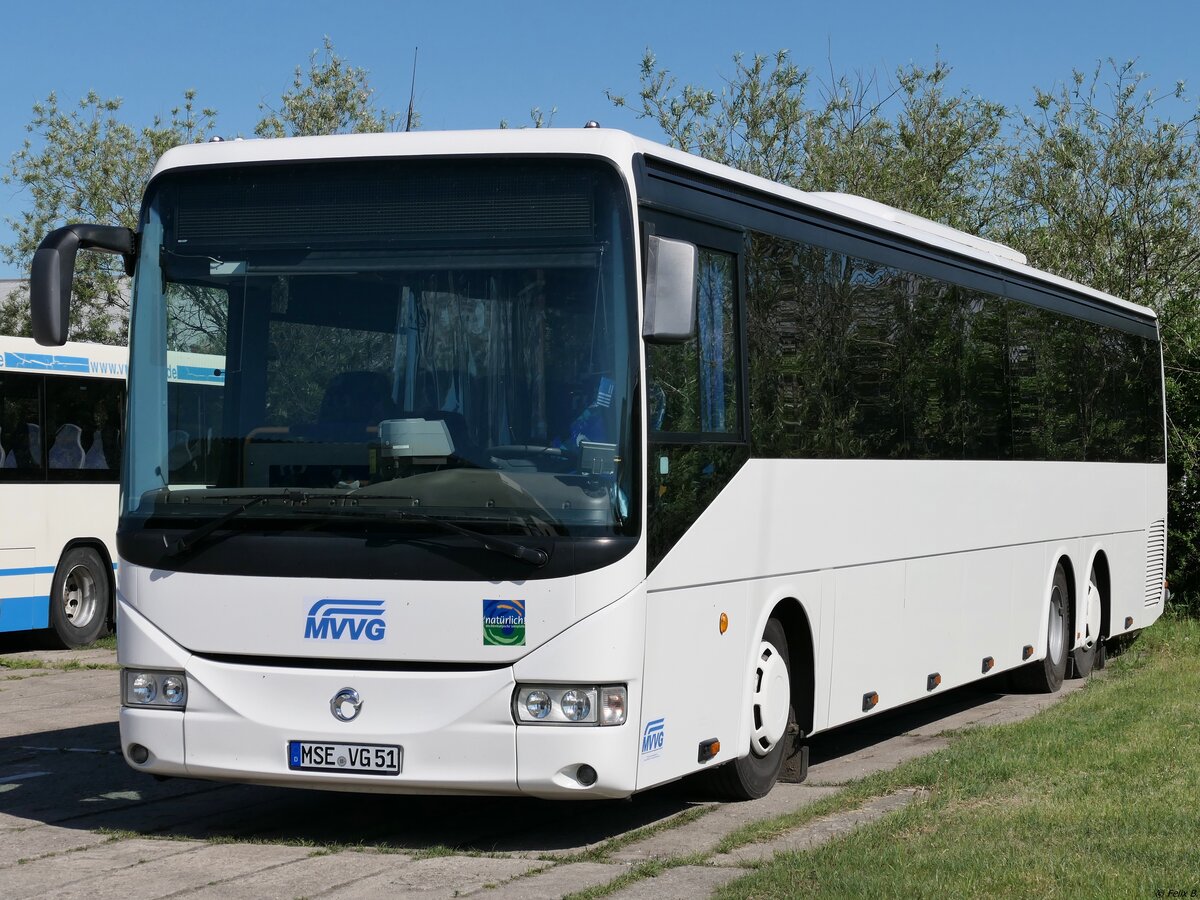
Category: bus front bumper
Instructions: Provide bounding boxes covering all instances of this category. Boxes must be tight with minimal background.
[117,605,640,798]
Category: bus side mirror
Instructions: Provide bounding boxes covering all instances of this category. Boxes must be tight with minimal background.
[642,235,697,344]
[31,223,136,346]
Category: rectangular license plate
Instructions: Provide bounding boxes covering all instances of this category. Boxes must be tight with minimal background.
[287,740,402,775]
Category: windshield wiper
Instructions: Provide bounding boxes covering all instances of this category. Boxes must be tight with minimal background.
[161,490,310,558]
[404,510,550,566]
[295,506,549,567]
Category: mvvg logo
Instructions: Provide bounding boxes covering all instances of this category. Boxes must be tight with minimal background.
[641,718,665,758]
[304,599,386,641]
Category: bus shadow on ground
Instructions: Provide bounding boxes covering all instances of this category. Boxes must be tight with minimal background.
[0,631,72,653]
[805,676,1015,767]
[0,720,700,854]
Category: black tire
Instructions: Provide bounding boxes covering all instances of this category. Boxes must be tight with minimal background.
[709,618,794,800]
[1069,569,1102,679]
[1013,563,1069,693]
[49,547,111,649]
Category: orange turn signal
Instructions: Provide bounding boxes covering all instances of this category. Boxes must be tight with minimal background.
[698,738,721,762]
[719,613,728,635]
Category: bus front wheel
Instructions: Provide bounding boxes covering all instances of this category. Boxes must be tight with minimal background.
[710,618,794,800]
[49,548,111,649]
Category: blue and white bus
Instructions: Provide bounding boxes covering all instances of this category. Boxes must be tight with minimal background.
[0,335,126,646]
[30,129,1165,798]
[1,334,222,647]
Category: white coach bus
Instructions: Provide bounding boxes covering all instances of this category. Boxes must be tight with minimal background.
[29,129,1166,799]
[0,335,224,647]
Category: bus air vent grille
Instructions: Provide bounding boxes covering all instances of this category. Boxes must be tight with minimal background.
[1145,519,1166,607]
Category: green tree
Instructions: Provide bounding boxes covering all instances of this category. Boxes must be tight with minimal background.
[608,50,1008,229]
[255,36,400,137]
[1002,61,1200,612]
[1,91,216,341]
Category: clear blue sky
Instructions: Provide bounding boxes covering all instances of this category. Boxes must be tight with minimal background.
[2,0,1197,277]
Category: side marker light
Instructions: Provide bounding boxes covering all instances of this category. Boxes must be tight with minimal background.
[982,656,995,673]
[719,613,729,635]
[698,738,721,762]
[1125,616,1134,630]
[862,691,879,712]
[1022,645,1035,661]
[927,673,941,691]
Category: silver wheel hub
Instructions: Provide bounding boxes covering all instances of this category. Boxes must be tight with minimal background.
[61,565,98,628]
[1048,586,1065,666]
[750,640,790,757]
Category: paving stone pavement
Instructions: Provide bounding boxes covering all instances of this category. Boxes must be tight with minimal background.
[0,640,1101,899]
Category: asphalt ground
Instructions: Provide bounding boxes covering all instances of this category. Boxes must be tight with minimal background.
[0,633,1092,899]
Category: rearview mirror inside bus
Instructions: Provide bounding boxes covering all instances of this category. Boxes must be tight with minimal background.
[642,235,698,344]
[30,223,136,346]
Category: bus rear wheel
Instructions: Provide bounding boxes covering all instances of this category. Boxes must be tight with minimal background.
[49,548,111,649]
[710,618,793,800]
[1013,563,1069,693]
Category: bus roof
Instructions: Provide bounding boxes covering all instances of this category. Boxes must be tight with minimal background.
[151,129,1157,323]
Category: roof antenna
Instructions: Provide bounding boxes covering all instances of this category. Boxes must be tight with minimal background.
[405,47,419,133]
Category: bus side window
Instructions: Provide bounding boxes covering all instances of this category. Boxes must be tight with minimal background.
[0,374,43,474]
[43,374,123,481]
[648,247,739,437]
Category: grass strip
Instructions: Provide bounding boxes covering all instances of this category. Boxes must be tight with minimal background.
[714,616,1200,898]
[0,657,119,671]
[561,852,712,900]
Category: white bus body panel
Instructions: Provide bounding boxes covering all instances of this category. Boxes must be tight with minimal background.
[639,458,1165,775]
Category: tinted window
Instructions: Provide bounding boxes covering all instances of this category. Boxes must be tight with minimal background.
[648,247,740,437]
[746,230,1164,463]
[44,375,124,481]
[0,373,43,476]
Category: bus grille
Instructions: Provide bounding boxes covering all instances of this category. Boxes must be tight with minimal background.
[1145,519,1166,606]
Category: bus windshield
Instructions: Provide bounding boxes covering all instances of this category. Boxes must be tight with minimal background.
[122,159,637,549]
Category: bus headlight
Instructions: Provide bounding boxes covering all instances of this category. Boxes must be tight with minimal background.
[560,689,591,721]
[130,673,156,704]
[123,669,188,710]
[525,690,552,719]
[513,684,626,726]
[161,675,187,705]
